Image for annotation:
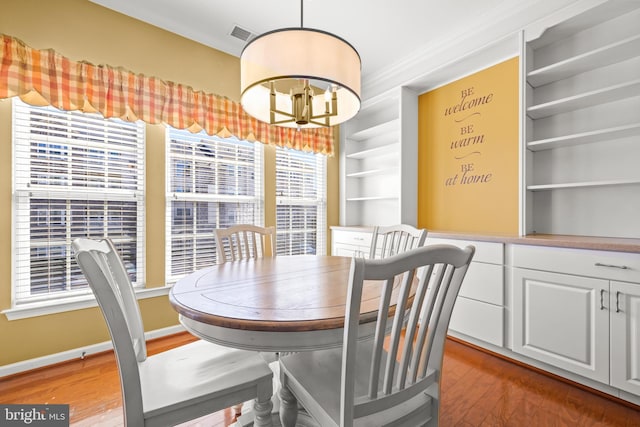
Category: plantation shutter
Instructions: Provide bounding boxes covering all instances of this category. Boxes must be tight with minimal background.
[165,129,264,282]
[275,148,327,255]
[13,99,145,305]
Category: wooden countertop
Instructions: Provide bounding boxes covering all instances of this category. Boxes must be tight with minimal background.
[428,232,640,254]
[330,226,640,254]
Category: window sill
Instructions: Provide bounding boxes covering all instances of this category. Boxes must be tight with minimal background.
[2,286,171,321]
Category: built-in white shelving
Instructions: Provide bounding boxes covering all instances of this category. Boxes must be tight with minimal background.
[339,87,418,227]
[522,1,640,238]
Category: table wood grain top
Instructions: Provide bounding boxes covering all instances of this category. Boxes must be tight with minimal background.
[170,255,403,333]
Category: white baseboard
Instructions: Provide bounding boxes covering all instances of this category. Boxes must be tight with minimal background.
[0,324,185,378]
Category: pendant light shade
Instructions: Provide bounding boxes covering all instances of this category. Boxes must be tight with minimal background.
[240,26,361,128]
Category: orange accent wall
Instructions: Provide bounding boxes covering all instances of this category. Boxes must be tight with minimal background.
[418,57,519,234]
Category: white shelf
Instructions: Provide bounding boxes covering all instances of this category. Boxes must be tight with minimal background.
[527,179,640,191]
[346,143,400,160]
[346,118,399,142]
[527,34,640,87]
[527,79,640,119]
[346,168,397,178]
[527,123,640,151]
[527,80,640,119]
[346,195,399,202]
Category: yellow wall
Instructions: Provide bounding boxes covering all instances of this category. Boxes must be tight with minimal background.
[418,57,519,234]
[0,0,339,366]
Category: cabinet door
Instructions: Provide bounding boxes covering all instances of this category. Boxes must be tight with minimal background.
[611,281,640,396]
[512,268,609,383]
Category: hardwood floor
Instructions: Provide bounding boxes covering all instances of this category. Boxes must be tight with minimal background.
[1,333,638,426]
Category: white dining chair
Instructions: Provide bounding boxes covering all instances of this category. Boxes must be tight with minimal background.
[213,224,278,416]
[369,224,428,259]
[72,237,274,427]
[278,243,475,427]
[214,224,276,263]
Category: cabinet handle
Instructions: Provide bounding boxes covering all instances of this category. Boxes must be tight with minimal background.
[616,291,621,313]
[600,289,606,310]
[595,262,629,270]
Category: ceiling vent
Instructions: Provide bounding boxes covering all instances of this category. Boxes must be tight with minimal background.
[230,25,255,42]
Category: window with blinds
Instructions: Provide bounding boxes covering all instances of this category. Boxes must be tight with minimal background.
[166,128,263,282]
[12,99,146,305]
[275,147,327,256]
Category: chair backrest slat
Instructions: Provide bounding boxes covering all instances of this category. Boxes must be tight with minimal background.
[368,278,393,400]
[369,224,427,259]
[382,269,414,395]
[341,243,474,425]
[397,265,431,390]
[214,224,275,263]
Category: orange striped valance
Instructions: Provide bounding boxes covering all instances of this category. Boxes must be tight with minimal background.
[0,34,334,155]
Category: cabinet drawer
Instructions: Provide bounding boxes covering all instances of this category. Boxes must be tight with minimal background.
[332,230,373,247]
[449,296,504,347]
[511,244,640,283]
[333,242,366,257]
[426,237,503,264]
[459,262,504,306]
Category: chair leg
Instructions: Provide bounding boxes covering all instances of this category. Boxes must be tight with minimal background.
[278,383,298,427]
[233,403,243,417]
[253,395,274,427]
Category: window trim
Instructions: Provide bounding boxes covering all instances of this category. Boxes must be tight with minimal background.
[2,286,170,321]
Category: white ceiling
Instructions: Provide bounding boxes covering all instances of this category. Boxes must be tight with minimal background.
[89,0,578,94]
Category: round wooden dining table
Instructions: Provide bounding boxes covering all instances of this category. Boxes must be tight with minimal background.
[170,254,414,427]
[169,254,398,353]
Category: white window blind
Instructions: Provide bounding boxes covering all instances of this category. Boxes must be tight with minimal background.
[12,99,146,305]
[166,129,263,282]
[275,147,327,256]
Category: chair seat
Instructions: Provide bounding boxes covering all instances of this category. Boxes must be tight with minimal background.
[140,339,272,425]
[280,342,434,427]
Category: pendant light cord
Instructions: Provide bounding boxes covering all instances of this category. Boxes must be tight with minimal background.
[300,0,304,28]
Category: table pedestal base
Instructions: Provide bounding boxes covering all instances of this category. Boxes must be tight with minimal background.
[232,361,319,427]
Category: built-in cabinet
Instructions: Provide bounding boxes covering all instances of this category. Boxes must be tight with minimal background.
[511,244,640,397]
[333,230,507,348]
[427,237,505,348]
[522,1,640,238]
[339,86,418,227]
[331,228,640,403]
[334,0,640,406]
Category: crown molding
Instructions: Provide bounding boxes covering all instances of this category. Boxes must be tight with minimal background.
[361,0,584,100]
